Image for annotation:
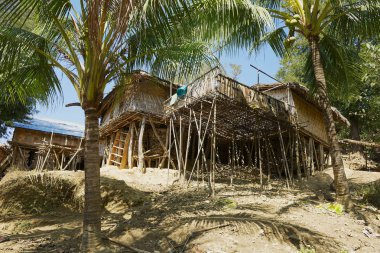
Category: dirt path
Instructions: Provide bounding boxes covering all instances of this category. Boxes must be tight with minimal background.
[0,167,379,252]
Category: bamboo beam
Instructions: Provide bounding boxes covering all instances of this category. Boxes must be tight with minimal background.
[340,139,380,148]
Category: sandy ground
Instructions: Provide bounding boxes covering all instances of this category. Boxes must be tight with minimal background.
[0,166,379,253]
[100,166,179,192]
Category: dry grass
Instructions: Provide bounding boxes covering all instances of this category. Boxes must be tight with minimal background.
[0,170,147,215]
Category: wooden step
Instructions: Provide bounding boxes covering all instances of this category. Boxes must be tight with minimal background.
[111,160,121,165]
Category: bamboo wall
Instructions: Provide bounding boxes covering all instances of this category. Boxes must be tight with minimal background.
[292,92,328,144]
[102,78,171,125]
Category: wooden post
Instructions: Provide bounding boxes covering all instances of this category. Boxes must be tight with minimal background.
[179,115,183,180]
[198,104,203,187]
[62,138,83,170]
[309,138,315,175]
[312,141,320,171]
[167,119,172,171]
[159,125,169,169]
[184,110,192,181]
[295,128,301,179]
[264,138,271,184]
[186,99,215,187]
[120,129,131,169]
[231,135,235,186]
[128,122,135,169]
[319,143,325,171]
[171,118,181,176]
[278,124,290,188]
[289,132,294,179]
[107,133,115,165]
[211,100,216,196]
[138,117,146,173]
[258,137,263,188]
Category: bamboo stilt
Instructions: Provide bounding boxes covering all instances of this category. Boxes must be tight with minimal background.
[258,137,263,189]
[138,117,146,173]
[278,124,290,188]
[128,122,135,169]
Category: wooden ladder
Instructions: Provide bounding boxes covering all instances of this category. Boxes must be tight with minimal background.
[107,130,130,168]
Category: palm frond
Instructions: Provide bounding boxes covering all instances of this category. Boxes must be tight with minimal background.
[0,26,62,106]
[304,35,362,100]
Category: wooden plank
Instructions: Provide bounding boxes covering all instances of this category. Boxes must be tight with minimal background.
[138,117,146,172]
[120,129,131,169]
[107,133,116,165]
[128,122,135,169]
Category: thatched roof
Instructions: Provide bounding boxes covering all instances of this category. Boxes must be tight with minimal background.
[99,70,177,116]
[254,83,350,127]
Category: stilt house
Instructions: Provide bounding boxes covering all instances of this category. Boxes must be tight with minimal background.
[99,71,176,169]
[9,118,84,170]
[255,82,350,145]
[100,68,349,190]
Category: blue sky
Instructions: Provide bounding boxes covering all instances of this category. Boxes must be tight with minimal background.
[35,48,280,125]
[33,0,281,125]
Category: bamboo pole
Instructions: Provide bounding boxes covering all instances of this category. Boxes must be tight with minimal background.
[128,122,135,169]
[184,110,192,181]
[278,124,290,188]
[258,137,263,189]
[40,131,54,170]
[62,138,83,170]
[264,138,272,184]
[231,135,235,186]
[179,115,183,180]
[211,100,216,196]
[187,99,215,186]
[138,117,146,173]
[170,117,181,177]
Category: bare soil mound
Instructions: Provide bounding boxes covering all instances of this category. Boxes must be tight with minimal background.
[0,170,147,215]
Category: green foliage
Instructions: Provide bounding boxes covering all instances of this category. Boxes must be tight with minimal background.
[0,98,35,138]
[13,220,33,233]
[214,198,238,209]
[326,203,344,215]
[276,40,380,142]
[355,181,380,208]
[317,202,344,215]
[275,37,309,85]
[298,245,315,253]
[229,64,242,79]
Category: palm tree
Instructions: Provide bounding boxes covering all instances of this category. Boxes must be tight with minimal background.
[0,0,273,250]
[0,0,213,250]
[248,0,380,207]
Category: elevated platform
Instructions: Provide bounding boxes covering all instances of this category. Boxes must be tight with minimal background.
[165,68,294,140]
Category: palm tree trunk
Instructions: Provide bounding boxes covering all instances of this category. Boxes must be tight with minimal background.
[349,116,363,153]
[308,36,351,208]
[82,107,102,251]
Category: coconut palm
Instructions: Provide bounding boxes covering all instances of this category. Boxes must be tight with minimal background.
[0,0,273,250]
[246,0,380,207]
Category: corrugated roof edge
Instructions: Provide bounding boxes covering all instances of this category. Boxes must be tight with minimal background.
[12,117,84,138]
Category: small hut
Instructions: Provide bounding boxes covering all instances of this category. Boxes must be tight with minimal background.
[255,82,350,145]
[99,71,176,169]
[9,118,84,170]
